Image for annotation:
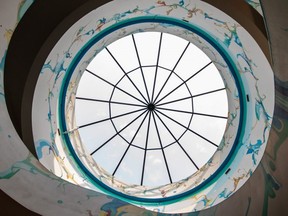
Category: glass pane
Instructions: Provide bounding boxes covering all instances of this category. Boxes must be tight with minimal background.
[142,67,158,100]
[152,67,173,102]
[190,114,227,145]
[158,97,193,113]
[180,132,216,168]
[133,32,160,66]
[116,75,148,104]
[78,121,116,154]
[111,86,146,105]
[154,71,183,104]
[110,109,147,138]
[193,90,228,117]
[107,35,139,72]
[165,144,197,182]
[174,43,211,80]
[76,72,113,100]
[155,111,187,142]
[188,63,225,96]
[156,77,192,105]
[87,49,125,84]
[132,114,150,149]
[115,146,144,185]
[152,114,176,148]
[146,114,162,149]
[128,68,149,102]
[143,150,170,186]
[159,33,189,70]
[92,135,128,174]
[114,111,148,145]
[75,99,109,126]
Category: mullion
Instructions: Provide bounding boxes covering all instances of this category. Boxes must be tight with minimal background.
[130,144,145,150]
[156,107,193,115]
[152,42,190,104]
[105,47,149,104]
[76,97,146,108]
[154,111,199,170]
[85,69,146,105]
[152,112,173,183]
[140,112,152,185]
[132,34,151,103]
[156,87,226,107]
[157,95,193,107]
[193,87,226,98]
[155,61,213,105]
[193,112,228,119]
[141,65,157,68]
[155,109,218,148]
[126,66,140,74]
[151,33,163,102]
[156,107,228,119]
[90,110,147,155]
[79,107,146,129]
[112,111,149,176]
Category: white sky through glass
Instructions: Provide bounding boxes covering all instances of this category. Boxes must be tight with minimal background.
[75,32,228,187]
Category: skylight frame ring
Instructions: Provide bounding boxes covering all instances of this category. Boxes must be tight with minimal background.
[58,16,245,205]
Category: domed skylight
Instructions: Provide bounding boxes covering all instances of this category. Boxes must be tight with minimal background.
[75,32,228,187]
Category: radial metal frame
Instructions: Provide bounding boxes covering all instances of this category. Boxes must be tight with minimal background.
[75,32,228,186]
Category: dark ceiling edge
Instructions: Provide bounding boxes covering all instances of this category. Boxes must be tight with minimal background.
[5,0,111,157]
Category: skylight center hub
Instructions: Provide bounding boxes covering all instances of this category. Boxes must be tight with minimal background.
[147,103,155,111]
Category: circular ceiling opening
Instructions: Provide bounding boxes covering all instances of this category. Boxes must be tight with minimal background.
[31,0,274,211]
[74,32,228,187]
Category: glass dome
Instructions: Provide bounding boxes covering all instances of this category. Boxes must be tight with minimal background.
[74,32,228,187]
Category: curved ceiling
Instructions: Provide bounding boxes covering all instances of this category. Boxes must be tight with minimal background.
[1,0,287,215]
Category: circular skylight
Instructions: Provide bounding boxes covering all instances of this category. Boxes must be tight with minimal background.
[75,32,228,187]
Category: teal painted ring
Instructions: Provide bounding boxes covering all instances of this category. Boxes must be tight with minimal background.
[59,16,246,205]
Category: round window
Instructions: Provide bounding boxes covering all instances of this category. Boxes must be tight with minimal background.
[61,18,243,204]
[74,32,228,187]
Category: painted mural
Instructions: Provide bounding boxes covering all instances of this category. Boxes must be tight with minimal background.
[0,0,285,215]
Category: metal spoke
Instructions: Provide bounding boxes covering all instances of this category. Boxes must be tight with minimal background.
[154,111,199,170]
[152,42,190,104]
[126,66,140,74]
[151,33,163,102]
[79,107,146,129]
[155,109,218,148]
[141,65,157,68]
[156,107,228,119]
[131,34,151,102]
[156,87,226,107]
[193,112,228,119]
[112,111,149,176]
[156,107,193,115]
[140,112,152,185]
[90,110,147,155]
[152,112,173,183]
[76,97,146,108]
[193,87,226,98]
[155,61,213,105]
[157,95,193,107]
